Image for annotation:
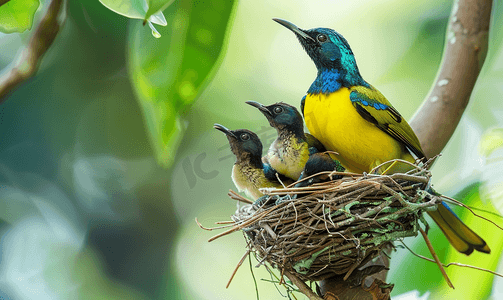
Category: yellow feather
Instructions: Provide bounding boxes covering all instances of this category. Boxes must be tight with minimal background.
[303,87,411,173]
[267,137,310,180]
[232,164,283,200]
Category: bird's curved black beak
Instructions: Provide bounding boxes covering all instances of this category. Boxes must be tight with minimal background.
[273,18,315,42]
[213,123,237,138]
[246,101,272,117]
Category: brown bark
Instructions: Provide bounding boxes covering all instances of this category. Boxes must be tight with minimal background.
[0,0,11,8]
[410,0,492,158]
[318,0,493,299]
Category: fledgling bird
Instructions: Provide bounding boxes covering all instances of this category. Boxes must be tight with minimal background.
[295,152,345,188]
[214,124,287,200]
[273,19,490,255]
[246,101,326,181]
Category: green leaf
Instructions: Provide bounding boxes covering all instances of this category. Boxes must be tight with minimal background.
[128,0,237,168]
[98,0,146,19]
[0,0,39,33]
[99,0,167,37]
[145,0,174,23]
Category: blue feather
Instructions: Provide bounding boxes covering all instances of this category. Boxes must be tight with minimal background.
[308,69,342,94]
[440,201,462,221]
[350,91,389,110]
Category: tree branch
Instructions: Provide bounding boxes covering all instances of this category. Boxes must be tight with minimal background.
[410,0,492,158]
[319,0,493,298]
[284,271,323,300]
[0,0,11,8]
[0,0,65,104]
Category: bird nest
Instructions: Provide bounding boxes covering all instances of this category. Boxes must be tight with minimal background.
[205,159,441,283]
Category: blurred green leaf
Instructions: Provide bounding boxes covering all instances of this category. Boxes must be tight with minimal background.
[479,127,503,157]
[480,128,503,214]
[145,0,174,23]
[99,0,167,37]
[128,0,237,168]
[0,0,39,33]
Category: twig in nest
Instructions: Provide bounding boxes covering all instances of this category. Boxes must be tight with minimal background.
[228,190,254,204]
[284,271,323,300]
[216,221,235,224]
[208,206,276,242]
[227,249,251,288]
[369,159,422,174]
[275,172,288,189]
[400,241,503,278]
[195,217,236,231]
[419,227,454,289]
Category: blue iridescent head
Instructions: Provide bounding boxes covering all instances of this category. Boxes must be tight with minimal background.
[246,101,304,136]
[273,19,364,88]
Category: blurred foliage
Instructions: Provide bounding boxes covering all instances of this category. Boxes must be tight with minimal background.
[0,0,39,33]
[479,128,503,158]
[376,16,447,85]
[128,0,237,168]
[480,128,503,217]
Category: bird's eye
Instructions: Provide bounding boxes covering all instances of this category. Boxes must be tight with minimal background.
[317,34,327,43]
[273,106,283,114]
[240,133,250,140]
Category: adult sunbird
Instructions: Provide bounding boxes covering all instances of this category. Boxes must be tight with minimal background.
[246,101,326,180]
[274,19,490,255]
[214,124,287,200]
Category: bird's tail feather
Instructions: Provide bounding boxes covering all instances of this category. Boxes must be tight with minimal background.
[427,202,490,255]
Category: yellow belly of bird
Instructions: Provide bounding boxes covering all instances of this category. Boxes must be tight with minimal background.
[304,88,409,173]
[232,164,283,200]
[267,138,309,180]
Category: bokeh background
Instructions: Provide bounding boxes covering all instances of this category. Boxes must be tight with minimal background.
[1,0,503,299]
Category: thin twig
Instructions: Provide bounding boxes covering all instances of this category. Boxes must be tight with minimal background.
[249,253,260,300]
[400,241,503,278]
[195,217,236,231]
[0,0,65,102]
[227,249,251,288]
[419,227,454,289]
[441,195,503,231]
[208,206,276,242]
[284,271,323,300]
[228,190,254,204]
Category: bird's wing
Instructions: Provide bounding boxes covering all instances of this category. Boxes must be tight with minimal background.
[263,162,293,184]
[305,133,326,153]
[350,85,425,159]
